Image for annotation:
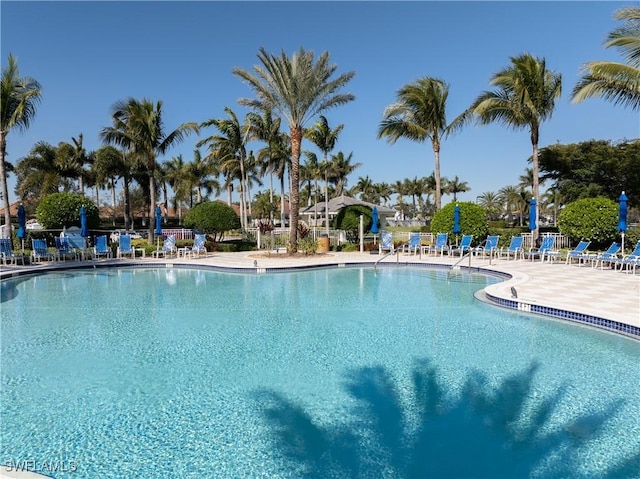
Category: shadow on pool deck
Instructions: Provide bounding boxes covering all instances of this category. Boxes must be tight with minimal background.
[255,360,640,479]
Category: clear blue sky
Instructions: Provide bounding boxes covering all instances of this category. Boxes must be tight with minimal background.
[2,1,639,207]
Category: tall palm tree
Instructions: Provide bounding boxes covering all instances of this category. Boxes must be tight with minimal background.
[56,133,93,195]
[93,145,128,226]
[305,115,343,233]
[185,149,221,205]
[572,6,640,111]
[1,54,42,230]
[464,54,562,238]
[354,175,375,202]
[15,142,69,204]
[101,98,198,243]
[378,77,456,211]
[476,191,503,221]
[233,47,355,253]
[198,107,250,229]
[247,109,282,223]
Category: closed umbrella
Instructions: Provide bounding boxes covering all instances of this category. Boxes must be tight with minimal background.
[619,191,628,255]
[529,199,537,248]
[371,207,379,244]
[79,206,89,238]
[453,204,461,246]
[17,204,26,252]
[155,206,163,250]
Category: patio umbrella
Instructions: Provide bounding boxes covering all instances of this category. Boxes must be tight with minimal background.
[17,204,26,252]
[371,207,379,244]
[529,199,537,232]
[453,204,461,245]
[619,191,628,255]
[79,206,89,238]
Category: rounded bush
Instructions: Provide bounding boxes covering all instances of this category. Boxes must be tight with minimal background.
[183,201,240,240]
[333,205,374,233]
[430,202,488,244]
[558,197,618,248]
[36,193,100,229]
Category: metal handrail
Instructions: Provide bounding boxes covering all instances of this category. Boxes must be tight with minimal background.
[374,240,411,269]
[451,251,472,270]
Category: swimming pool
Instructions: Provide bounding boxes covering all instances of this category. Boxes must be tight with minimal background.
[1,267,639,478]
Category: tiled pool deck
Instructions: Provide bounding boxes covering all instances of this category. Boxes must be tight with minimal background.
[0,250,639,478]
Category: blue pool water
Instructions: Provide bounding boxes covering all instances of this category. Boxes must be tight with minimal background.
[1,267,639,478]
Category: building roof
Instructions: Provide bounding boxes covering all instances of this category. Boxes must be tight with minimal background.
[300,195,395,216]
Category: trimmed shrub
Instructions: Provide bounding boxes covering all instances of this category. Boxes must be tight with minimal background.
[430,202,488,246]
[36,193,100,230]
[333,205,374,242]
[183,201,241,241]
[558,197,617,249]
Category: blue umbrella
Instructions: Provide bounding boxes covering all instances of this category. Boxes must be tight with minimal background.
[79,206,89,238]
[453,204,461,234]
[529,199,537,232]
[371,207,379,234]
[154,206,163,237]
[17,204,26,252]
[619,191,628,254]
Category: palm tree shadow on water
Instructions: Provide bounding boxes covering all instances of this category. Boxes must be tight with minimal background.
[254,360,640,479]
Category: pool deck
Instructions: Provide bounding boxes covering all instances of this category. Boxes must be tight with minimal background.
[0,251,639,479]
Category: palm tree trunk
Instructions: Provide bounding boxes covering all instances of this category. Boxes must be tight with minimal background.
[110,178,117,226]
[149,173,156,245]
[531,130,540,241]
[433,140,442,210]
[123,176,131,230]
[289,126,302,253]
[0,131,12,234]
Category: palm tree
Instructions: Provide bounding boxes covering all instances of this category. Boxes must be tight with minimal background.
[93,145,128,226]
[572,6,640,111]
[1,54,42,231]
[233,47,355,253]
[327,151,361,197]
[198,107,251,229]
[444,175,470,202]
[101,98,198,243]
[378,77,456,211]
[305,115,344,233]
[476,191,503,221]
[464,54,562,238]
[247,109,282,223]
[14,142,69,204]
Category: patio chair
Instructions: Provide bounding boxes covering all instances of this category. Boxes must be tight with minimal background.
[178,233,207,258]
[93,235,112,259]
[66,232,88,260]
[450,234,473,257]
[498,236,524,260]
[153,235,176,258]
[589,242,620,269]
[564,240,591,265]
[422,233,449,257]
[0,238,25,265]
[117,234,134,259]
[379,231,395,254]
[55,236,77,261]
[472,235,500,258]
[525,236,556,262]
[613,241,640,274]
[399,232,421,256]
[31,239,55,263]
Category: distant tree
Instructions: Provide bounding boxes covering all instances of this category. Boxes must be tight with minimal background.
[443,175,470,201]
[183,201,240,242]
[1,54,42,229]
[430,201,488,243]
[558,197,618,248]
[572,6,640,111]
[333,204,374,242]
[476,191,503,221]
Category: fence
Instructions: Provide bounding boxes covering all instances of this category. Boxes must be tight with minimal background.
[521,232,571,250]
[160,228,194,241]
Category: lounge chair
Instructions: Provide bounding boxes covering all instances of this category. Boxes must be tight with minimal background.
[589,242,620,269]
[450,234,473,257]
[117,234,134,259]
[153,235,176,258]
[0,238,25,265]
[564,240,591,265]
[31,239,55,263]
[399,232,421,256]
[423,233,449,257]
[472,235,500,258]
[66,232,88,260]
[55,236,77,261]
[498,236,524,260]
[178,233,207,258]
[613,241,640,274]
[93,235,112,259]
[379,231,395,254]
[525,236,556,262]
